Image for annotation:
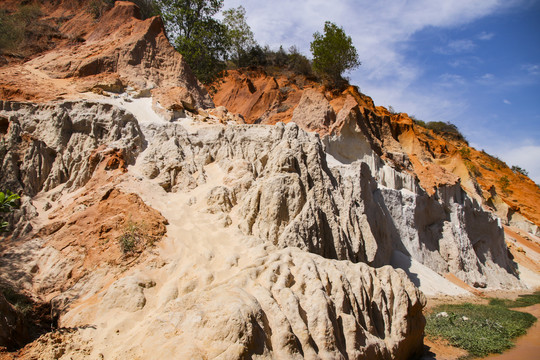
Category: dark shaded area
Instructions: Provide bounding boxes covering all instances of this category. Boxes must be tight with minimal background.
[0,282,57,351]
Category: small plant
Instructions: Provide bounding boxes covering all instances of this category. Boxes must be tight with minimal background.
[88,0,115,20]
[459,147,471,159]
[487,154,507,169]
[411,115,426,127]
[89,0,105,19]
[1,286,33,315]
[465,161,482,178]
[0,190,20,232]
[511,165,529,177]
[387,105,398,115]
[423,121,467,143]
[118,219,156,254]
[498,175,511,195]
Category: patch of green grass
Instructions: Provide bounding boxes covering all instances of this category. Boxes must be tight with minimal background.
[425,302,537,358]
[489,291,540,308]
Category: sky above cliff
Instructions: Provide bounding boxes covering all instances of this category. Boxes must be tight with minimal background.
[222,0,540,183]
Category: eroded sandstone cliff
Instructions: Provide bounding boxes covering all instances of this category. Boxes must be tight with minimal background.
[0,1,537,359]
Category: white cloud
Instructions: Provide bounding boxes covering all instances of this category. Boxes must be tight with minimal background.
[503,99,512,104]
[222,0,523,110]
[439,73,466,86]
[436,39,476,54]
[449,57,482,68]
[476,73,496,85]
[477,31,495,40]
[482,73,495,80]
[522,64,540,76]
[497,144,540,183]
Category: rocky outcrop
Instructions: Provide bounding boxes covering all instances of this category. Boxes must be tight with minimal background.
[0,101,168,323]
[214,70,540,238]
[0,98,426,359]
[0,100,143,198]
[117,248,425,360]
[291,88,335,133]
[134,118,519,289]
[0,1,213,109]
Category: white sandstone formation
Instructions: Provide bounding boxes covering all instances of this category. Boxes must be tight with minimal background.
[0,95,522,358]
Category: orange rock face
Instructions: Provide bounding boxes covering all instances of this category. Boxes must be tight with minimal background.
[0,1,212,108]
[213,68,540,230]
[36,161,168,297]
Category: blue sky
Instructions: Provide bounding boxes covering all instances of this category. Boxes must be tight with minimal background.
[222,0,540,183]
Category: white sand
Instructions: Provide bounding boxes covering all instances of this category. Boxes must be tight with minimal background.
[391,250,471,296]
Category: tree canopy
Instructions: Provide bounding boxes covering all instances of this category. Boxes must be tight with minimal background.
[156,0,229,83]
[310,21,360,87]
[223,5,256,67]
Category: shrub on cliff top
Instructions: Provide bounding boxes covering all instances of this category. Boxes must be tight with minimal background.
[310,21,360,88]
[511,165,529,177]
[0,4,41,53]
[423,121,467,143]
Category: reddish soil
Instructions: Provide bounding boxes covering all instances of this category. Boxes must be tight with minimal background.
[35,160,168,296]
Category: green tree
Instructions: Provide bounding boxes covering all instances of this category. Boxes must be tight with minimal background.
[310,21,360,87]
[156,0,229,83]
[0,190,20,232]
[287,45,312,76]
[223,5,256,67]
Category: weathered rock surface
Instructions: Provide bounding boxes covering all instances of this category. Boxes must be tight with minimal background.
[214,70,540,238]
[0,99,427,359]
[114,248,425,360]
[0,100,143,198]
[291,88,335,133]
[0,100,168,317]
[135,118,519,289]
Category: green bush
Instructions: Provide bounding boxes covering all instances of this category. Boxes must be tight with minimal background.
[0,4,42,52]
[511,165,529,177]
[426,302,537,357]
[1,286,33,315]
[118,219,156,254]
[0,190,20,232]
[499,175,511,195]
[410,115,426,127]
[459,147,471,159]
[130,0,160,19]
[159,0,229,84]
